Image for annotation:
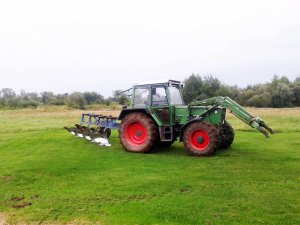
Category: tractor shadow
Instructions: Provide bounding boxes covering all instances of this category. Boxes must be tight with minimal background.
[149,141,236,158]
[150,141,187,157]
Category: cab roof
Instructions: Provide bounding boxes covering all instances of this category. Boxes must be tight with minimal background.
[133,79,182,87]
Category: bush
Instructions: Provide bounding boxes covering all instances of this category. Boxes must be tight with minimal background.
[65,92,86,109]
[17,99,39,108]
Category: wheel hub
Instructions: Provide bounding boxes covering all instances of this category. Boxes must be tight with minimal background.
[196,136,204,144]
[136,130,142,137]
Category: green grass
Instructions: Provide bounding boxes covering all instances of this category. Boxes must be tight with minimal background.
[0,108,299,224]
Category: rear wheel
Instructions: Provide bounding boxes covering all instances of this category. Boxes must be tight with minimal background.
[183,122,219,156]
[219,120,234,149]
[119,112,158,153]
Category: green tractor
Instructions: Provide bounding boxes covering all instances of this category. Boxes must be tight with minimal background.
[117,80,273,156]
[65,79,273,156]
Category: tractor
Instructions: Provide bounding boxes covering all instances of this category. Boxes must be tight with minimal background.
[65,79,273,156]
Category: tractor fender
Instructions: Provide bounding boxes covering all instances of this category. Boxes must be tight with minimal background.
[179,118,203,142]
[118,108,151,120]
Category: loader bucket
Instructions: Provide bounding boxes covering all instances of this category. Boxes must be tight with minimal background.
[250,117,274,138]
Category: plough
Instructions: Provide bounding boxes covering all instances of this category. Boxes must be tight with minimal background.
[64,114,119,146]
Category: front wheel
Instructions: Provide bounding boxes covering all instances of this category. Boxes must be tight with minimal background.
[119,112,158,153]
[183,122,219,156]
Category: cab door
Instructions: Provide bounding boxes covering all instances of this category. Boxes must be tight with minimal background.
[151,86,171,123]
[151,86,173,141]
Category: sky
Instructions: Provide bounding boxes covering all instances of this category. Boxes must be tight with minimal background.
[0,0,299,97]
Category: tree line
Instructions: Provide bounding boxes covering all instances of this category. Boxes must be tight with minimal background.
[183,75,300,107]
[0,75,299,109]
[0,90,105,109]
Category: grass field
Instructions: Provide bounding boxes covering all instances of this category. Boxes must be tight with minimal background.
[0,107,299,224]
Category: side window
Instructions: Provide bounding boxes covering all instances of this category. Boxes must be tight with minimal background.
[152,87,167,106]
[134,88,149,107]
[169,86,183,105]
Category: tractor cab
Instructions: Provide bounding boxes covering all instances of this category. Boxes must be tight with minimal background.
[130,80,184,108]
[119,80,188,143]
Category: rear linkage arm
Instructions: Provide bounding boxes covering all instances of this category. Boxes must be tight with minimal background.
[189,96,274,138]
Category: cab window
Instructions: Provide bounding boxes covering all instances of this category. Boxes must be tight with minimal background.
[169,85,183,105]
[152,86,168,106]
[134,88,149,107]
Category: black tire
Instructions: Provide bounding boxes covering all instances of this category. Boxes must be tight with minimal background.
[219,120,234,149]
[118,112,158,153]
[183,121,219,156]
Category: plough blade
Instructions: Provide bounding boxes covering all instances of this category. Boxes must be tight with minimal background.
[64,126,76,136]
[64,113,119,147]
[93,137,111,147]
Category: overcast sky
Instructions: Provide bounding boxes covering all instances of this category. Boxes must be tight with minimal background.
[0,0,299,97]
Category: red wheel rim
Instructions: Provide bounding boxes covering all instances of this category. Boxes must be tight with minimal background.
[124,122,147,146]
[189,130,210,151]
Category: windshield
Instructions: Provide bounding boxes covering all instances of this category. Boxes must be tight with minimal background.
[169,86,183,105]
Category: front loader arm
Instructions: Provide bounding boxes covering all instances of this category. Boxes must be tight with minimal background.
[189,96,274,138]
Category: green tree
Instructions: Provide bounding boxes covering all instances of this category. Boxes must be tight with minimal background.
[247,92,272,107]
[65,92,86,109]
[239,88,256,106]
[201,75,221,97]
[272,83,294,107]
[182,74,203,103]
[248,84,272,107]
[292,85,300,106]
[292,76,300,106]
[112,90,130,105]
[41,91,54,104]
[1,88,16,99]
[83,92,104,104]
[51,93,68,105]
[0,88,16,107]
